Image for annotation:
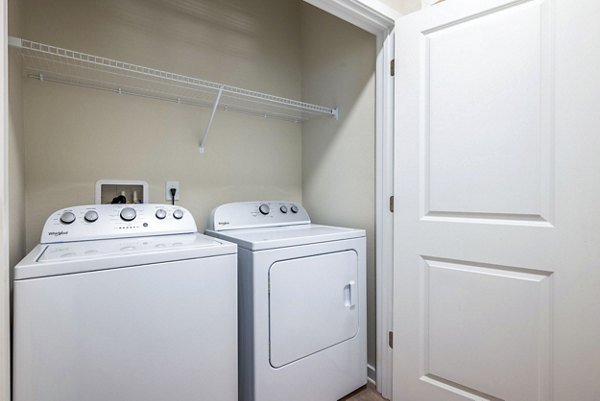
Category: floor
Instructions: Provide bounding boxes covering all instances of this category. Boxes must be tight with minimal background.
[341,384,388,401]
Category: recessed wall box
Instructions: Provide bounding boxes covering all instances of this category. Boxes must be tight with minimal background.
[95,180,149,204]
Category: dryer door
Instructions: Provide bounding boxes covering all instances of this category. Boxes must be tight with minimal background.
[269,250,359,368]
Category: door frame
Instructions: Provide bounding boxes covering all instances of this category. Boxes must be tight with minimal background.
[0,1,399,400]
[1,1,11,401]
[303,1,398,398]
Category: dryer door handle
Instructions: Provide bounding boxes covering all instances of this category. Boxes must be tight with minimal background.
[344,281,356,308]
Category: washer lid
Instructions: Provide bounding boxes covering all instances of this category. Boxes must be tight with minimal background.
[205,224,365,251]
[15,233,236,280]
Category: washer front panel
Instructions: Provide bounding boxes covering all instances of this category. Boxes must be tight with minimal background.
[13,255,238,401]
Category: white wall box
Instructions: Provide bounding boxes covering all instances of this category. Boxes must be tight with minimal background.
[95,179,148,204]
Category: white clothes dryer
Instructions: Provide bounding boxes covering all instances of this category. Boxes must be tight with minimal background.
[205,201,367,401]
[13,204,238,401]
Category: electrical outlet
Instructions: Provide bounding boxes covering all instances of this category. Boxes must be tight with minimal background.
[165,181,180,201]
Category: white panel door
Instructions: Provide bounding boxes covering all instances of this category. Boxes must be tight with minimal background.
[393,0,600,400]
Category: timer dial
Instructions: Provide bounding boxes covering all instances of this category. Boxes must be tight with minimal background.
[120,207,137,222]
[173,209,184,220]
[259,204,270,215]
[84,210,99,223]
[60,211,76,225]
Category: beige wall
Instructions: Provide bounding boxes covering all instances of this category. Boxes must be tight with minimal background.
[300,3,376,367]
[8,0,25,269]
[21,0,304,250]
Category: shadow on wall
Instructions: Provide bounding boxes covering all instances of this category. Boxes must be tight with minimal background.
[300,2,376,188]
[106,0,267,56]
[22,0,302,96]
[8,49,26,271]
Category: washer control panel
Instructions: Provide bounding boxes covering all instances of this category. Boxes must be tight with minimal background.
[207,201,310,231]
[41,204,197,244]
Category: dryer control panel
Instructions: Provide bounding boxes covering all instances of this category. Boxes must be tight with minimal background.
[207,201,310,231]
[41,204,197,243]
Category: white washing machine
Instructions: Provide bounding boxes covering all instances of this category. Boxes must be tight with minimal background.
[205,201,367,401]
[13,204,238,401]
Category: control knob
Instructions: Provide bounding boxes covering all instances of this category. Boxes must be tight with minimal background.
[84,210,99,223]
[280,205,288,214]
[60,211,76,225]
[173,209,184,220]
[120,207,137,222]
[290,205,299,214]
[259,203,270,215]
[155,209,167,220]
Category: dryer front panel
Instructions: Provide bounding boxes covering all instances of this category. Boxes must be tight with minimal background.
[268,250,359,368]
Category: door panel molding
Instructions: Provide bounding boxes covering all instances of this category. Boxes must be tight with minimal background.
[417,0,556,225]
[420,257,553,400]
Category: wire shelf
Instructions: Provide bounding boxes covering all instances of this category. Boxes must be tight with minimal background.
[8,36,338,123]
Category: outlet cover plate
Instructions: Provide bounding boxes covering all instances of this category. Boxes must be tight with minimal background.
[165,181,180,201]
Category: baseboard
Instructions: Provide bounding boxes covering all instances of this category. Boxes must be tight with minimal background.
[367,364,376,386]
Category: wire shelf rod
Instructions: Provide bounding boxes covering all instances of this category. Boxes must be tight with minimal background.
[9,36,337,118]
[25,73,307,123]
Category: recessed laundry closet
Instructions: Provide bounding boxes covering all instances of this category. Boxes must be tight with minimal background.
[6,0,600,400]
[7,0,379,399]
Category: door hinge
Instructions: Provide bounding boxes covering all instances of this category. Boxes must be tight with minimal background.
[389,195,394,213]
[390,59,395,76]
[388,331,394,349]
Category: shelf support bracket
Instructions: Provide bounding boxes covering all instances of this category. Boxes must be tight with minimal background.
[199,85,224,154]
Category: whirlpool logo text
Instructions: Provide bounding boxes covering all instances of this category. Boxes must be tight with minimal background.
[48,231,69,237]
